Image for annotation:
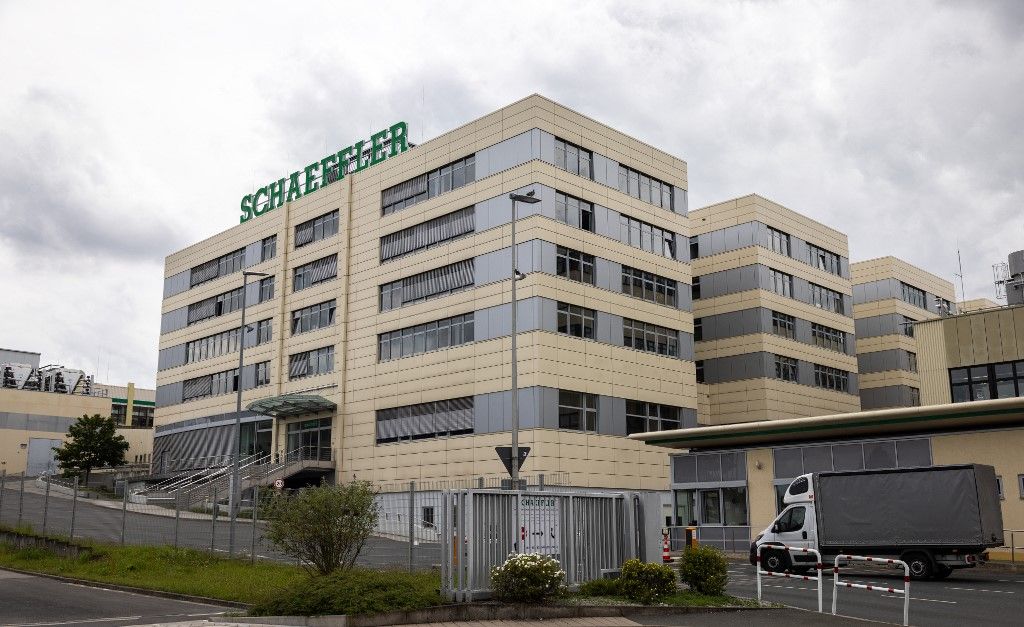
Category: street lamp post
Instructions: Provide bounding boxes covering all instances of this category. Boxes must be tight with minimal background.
[228,270,269,557]
[507,190,540,488]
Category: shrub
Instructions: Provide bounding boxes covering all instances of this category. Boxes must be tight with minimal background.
[616,558,677,603]
[678,545,728,596]
[263,481,378,575]
[577,576,620,597]
[490,553,565,603]
[250,568,441,616]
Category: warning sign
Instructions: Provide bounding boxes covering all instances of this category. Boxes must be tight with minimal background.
[519,495,561,557]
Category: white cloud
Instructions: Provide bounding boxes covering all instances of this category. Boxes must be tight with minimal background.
[1,0,1022,388]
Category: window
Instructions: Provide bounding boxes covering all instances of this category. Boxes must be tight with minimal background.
[626,400,681,434]
[381,154,475,215]
[907,351,918,373]
[558,390,597,431]
[902,315,916,337]
[695,360,705,383]
[774,355,798,382]
[182,365,247,402]
[557,302,595,339]
[378,313,474,361]
[262,235,277,261]
[807,243,841,275]
[186,327,240,363]
[812,323,847,353]
[1018,474,1024,499]
[295,210,339,248]
[997,476,1004,500]
[696,487,748,526]
[692,276,701,300]
[130,405,154,428]
[380,206,474,261]
[189,247,245,287]
[616,164,674,210]
[556,247,595,285]
[689,237,699,260]
[621,266,678,306]
[814,364,849,392]
[288,346,334,379]
[810,283,844,314]
[293,254,338,291]
[618,214,676,258]
[950,360,1024,402]
[186,287,244,325]
[694,317,703,341]
[900,282,927,309]
[422,506,436,529]
[259,276,275,302]
[110,403,127,424]
[291,300,337,335]
[254,361,270,387]
[256,319,272,345]
[376,396,474,443]
[379,258,475,311]
[554,137,593,179]
[789,477,809,495]
[909,387,920,406]
[768,269,793,297]
[771,311,795,339]
[776,506,806,532]
[623,318,679,357]
[768,226,791,257]
[554,191,594,232]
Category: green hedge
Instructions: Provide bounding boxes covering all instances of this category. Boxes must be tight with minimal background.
[250,568,442,616]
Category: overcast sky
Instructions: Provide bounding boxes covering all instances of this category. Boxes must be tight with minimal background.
[1,1,1021,389]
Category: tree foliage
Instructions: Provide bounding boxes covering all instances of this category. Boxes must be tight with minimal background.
[263,481,379,575]
[53,414,129,484]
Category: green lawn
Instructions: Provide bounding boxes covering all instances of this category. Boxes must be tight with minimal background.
[0,542,307,605]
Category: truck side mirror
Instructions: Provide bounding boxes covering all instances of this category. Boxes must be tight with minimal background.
[771,522,780,533]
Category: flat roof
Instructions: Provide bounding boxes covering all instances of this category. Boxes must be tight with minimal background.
[629,397,1024,450]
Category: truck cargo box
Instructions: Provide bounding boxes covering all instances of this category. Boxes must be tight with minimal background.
[813,464,1003,550]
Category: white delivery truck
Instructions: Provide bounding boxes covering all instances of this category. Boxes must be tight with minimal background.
[750,464,1004,580]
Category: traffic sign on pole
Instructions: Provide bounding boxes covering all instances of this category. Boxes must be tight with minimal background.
[495,446,530,477]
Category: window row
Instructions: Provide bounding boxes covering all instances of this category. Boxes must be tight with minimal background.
[623,318,679,357]
[187,287,243,325]
[558,390,598,432]
[185,319,272,364]
[808,243,841,276]
[768,268,793,298]
[768,227,790,257]
[814,364,849,392]
[556,302,595,339]
[674,487,747,527]
[900,281,926,309]
[295,210,339,248]
[292,299,336,335]
[181,361,270,402]
[621,266,679,307]
[380,206,475,261]
[619,214,677,258]
[811,283,845,314]
[626,400,681,434]
[556,246,595,285]
[381,154,476,215]
[554,137,593,179]
[378,313,474,361]
[555,191,595,232]
[771,311,795,339]
[811,323,847,353]
[379,258,474,311]
[617,163,674,210]
[376,396,474,444]
[189,236,277,289]
[288,346,334,380]
[774,355,798,382]
[293,254,338,292]
[950,360,1024,403]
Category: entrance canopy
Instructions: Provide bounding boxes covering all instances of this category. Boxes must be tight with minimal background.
[246,394,336,418]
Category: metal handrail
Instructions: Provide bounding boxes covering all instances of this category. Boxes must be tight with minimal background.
[755,543,823,613]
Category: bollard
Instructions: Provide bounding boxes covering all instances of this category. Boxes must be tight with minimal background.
[662,529,671,562]
[42,477,51,535]
[174,494,181,548]
[120,482,128,545]
[18,473,25,527]
[250,486,259,563]
[0,469,6,522]
[408,481,415,573]
[70,477,79,540]
[210,487,218,554]
[685,526,697,550]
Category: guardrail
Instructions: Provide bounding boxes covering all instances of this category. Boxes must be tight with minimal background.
[754,543,823,613]
[832,554,909,626]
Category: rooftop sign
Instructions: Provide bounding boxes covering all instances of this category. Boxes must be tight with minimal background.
[239,121,409,223]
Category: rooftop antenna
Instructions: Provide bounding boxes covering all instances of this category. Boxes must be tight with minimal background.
[954,248,967,306]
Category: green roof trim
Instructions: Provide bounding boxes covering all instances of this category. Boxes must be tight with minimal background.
[131,399,156,407]
[111,398,128,404]
[640,406,1024,447]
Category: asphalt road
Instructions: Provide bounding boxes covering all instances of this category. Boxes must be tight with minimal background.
[0,568,228,627]
[0,486,441,569]
[727,559,1023,625]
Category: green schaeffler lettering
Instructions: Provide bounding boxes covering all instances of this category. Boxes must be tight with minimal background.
[239,121,409,223]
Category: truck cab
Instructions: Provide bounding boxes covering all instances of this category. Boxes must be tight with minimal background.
[749,474,819,572]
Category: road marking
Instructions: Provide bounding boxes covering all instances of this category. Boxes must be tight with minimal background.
[6,617,144,626]
[946,586,1014,594]
[881,594,956,604]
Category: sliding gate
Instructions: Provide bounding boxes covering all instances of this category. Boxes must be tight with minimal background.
[441,489,638,601]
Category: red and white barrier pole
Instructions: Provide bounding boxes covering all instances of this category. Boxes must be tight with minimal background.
[662,530,671,563]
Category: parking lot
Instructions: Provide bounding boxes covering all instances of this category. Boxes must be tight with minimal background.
[727,559,1022,625]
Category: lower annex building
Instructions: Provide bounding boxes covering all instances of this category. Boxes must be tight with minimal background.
[155,94,697,491]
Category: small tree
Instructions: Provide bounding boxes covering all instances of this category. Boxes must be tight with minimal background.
[53,414,129,485]
[264,481,379,575]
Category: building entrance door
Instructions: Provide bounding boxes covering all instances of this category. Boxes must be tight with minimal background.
[285,417,332,461]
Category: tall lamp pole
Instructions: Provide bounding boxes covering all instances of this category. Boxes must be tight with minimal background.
[228,270,269,557]
[507,190,540,488]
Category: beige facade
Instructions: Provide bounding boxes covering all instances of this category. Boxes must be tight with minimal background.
[690,194,859,425]
[958,298,1002,313]
[155,95,696,491]
[851,256,955,410]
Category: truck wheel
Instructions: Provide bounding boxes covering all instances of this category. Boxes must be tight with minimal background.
[763,549,791,573]
[933,564,953,579]
[904,552,934,580]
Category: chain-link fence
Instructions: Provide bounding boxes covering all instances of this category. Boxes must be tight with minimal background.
[0,470,573,571]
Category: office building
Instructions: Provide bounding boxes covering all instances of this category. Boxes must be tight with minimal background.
[689,195,859,425]
[155,94,696,490]
[851,257,955,409]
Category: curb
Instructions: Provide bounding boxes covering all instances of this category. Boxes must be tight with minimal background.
[223,602,779,627]
[0,566,249,610]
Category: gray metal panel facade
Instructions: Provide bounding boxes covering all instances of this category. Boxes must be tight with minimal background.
[163,270,190,299]
[474,129,542,180]
[692,220,849,279]
[855,313,906,339]
[158,343,187,371]
[700,350,859,395]
[860,385,919,409]
[160,306,188,334]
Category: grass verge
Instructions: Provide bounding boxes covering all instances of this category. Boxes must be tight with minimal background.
[0,541,306,604]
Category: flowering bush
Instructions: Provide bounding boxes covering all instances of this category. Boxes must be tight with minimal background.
[490,553,565,602]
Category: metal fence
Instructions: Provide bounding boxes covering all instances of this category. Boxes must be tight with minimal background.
[441,488,642,601]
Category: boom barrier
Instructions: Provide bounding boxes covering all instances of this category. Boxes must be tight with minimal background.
[832,554,910,626]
